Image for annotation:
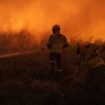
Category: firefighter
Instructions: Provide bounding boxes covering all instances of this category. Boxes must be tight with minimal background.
[47,24,69,74]
[84,44,105,92]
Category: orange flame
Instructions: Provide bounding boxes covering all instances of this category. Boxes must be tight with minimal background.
[0,0,105,43]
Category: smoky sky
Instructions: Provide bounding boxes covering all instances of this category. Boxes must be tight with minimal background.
[0,0,105,42]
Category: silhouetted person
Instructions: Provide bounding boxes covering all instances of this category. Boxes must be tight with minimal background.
[82,44,105,93]
[47,24,69,74]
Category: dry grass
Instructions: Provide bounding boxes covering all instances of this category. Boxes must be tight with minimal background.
[0,43,105,105]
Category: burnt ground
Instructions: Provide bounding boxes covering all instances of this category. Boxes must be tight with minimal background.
[0,48,105,105]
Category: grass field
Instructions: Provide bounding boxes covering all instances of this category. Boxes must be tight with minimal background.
[0,45,105,105]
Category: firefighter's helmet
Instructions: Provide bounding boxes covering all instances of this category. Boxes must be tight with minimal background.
[52,24,60,32]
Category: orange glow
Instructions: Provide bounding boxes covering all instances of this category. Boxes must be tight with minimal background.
[0,0,105,43]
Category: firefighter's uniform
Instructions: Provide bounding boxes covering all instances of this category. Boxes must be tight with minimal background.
[47,34,68,53]
[47,34,68,70]
[85,45,105,91]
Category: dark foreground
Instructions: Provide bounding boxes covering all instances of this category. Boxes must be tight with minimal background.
[0,50,105,105]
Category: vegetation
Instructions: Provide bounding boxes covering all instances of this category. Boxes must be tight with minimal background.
[0,31,105,105]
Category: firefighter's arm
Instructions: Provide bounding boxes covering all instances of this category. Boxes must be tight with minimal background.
[47,36,52,49]
[63,36,69,48]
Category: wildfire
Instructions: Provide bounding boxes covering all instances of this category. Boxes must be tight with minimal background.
[0,0,105,43]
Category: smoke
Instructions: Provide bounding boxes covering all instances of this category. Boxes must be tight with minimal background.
[0,0,105,42]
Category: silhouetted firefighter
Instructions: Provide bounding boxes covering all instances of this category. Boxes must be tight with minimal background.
[47,24,69,76]
[77,43,105,92]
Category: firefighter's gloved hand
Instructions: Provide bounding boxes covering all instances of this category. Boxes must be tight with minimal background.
[47,44,52,49]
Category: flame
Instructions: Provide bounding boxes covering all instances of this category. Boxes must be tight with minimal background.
[0,0,105,43]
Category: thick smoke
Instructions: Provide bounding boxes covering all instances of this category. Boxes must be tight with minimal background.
[0,0,105,42]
